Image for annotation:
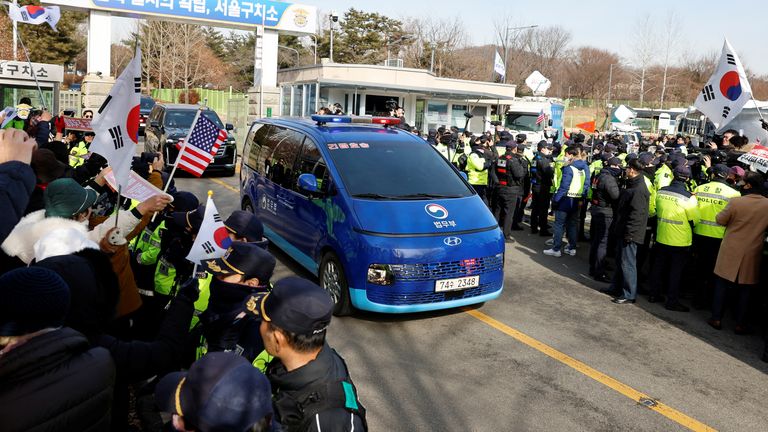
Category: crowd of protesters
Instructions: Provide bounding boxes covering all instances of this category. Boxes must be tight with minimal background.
[0,101,367,432]
[431,123,768,363]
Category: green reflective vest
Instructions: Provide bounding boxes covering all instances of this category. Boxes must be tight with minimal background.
[252,350,274,373]
[550,153,566,193]
[654,164,672,191]
[69,141,88,168]
[587,160,603,200]
[655,188,700,247]
[643,175,657,218]
[190,273,213,329]
[466,151,488,186]
[154,256,177,296]
[135,221,166,265]
[693,181,741,239]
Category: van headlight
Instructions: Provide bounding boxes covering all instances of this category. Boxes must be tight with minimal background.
[367,264,394,285]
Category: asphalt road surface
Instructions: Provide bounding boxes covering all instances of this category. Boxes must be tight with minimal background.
[175,171,768,432]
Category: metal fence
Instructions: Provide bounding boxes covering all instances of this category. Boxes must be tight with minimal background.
[227,97,250,152]
[150,88,247,121]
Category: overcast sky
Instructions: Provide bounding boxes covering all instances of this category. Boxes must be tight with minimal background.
[112,0,768,75]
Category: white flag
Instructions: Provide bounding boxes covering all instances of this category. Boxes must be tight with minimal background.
[186,195,231,264]
[89,45,142,190]
[7,4,61,31]
[494,51,506,78]
[694,39,753,130]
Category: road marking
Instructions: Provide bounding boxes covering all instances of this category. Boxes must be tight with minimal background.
[207,176,239,194]
[463,308,717,432]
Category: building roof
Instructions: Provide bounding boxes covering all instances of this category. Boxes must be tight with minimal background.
[278,63,516,101]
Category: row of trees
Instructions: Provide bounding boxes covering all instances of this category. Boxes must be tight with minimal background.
[3,4,767,107]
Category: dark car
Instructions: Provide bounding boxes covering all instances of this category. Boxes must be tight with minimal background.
[139,95,155,136]
[144,103,237,176]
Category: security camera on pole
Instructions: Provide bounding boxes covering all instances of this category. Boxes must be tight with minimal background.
[329,11,339,63]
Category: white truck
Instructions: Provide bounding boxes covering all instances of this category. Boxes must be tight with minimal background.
[502,97,565,144]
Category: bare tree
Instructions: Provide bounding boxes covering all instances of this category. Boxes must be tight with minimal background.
[630,14,658,107]
[658,11,681,109]
[401,16,468,77]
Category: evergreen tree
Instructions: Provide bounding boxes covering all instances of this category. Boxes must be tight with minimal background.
[12,0,87,65]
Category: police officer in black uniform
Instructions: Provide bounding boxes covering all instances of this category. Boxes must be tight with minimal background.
[493,142,526,242]
[513,134,531,230]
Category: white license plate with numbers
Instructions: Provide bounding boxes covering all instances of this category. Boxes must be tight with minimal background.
[434,275,480,292]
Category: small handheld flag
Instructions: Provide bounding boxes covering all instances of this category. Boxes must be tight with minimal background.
[89,44,142,190]
[175,114,228,177]
[187,192,231,264]
[694,39,753,130]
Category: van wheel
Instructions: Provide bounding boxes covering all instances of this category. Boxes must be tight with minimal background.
[319,252,352,316]
[242,199,254,213]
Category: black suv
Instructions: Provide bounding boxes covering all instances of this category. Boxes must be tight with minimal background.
[144,104,237,176]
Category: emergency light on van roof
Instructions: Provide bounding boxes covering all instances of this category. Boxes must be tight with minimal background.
[311,115,401,126]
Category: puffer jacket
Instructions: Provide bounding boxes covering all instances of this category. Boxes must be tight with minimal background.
[0,327,115,432]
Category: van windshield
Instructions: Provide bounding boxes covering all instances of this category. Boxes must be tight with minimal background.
[505,113,539,131]
[165,110,224,130]
[325,136,474,199]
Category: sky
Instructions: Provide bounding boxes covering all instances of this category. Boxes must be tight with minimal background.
[111,0,768,75]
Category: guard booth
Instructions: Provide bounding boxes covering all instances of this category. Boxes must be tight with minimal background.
[0,60,63,112]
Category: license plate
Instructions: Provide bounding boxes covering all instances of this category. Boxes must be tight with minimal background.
[435,275,480,292]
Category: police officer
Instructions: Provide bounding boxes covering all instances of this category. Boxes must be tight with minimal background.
[466,135,492,205]
[690,164,740,308]
[512,135,531,230]
[69,131,94,168]
[530,140,554,236]
[194,242,276,363]
[649,164,700,311]
[589,157,621,282]
[493,142,526,242]
[654,154,673,191]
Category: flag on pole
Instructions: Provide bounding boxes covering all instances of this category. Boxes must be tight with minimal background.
[186,195,231,264]
[6,3,60,31]
[494,51,505,78]
[175,114,227,177]
[88,44,142,190]
[694,39,753,130]
[535,109,546,125]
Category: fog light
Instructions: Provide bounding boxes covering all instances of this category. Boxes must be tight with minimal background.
[367,264,394,285]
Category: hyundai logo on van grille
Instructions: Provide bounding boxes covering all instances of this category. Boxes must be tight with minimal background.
[444,237,462,246]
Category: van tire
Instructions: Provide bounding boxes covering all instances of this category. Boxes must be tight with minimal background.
[319,252,353,316]
[242,199,254,213]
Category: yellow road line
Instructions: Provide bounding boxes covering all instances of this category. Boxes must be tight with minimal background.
[463,308,717,432]
[207,177,239,194]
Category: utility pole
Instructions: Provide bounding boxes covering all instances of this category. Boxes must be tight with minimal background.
[502,25,538,85]
[429,42,436,73]
[329,11,338,63]
[607,63,615,107]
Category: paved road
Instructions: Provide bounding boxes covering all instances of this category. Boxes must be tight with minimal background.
[175,172,768,432]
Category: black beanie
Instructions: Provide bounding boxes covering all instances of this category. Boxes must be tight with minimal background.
[0,267,70,336]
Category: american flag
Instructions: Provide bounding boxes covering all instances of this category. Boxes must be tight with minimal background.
[535,109,546,125]
[175,114,227,177]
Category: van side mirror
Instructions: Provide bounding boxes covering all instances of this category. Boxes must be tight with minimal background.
[298,173,318,193]
[225,123,234,131]
[548,119,553,126]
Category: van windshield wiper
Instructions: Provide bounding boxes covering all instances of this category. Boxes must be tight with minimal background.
[395,193,464,200]
[352,193,399,200]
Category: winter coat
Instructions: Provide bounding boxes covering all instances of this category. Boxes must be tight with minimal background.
[612,174,650,244]
[532,153,554,193]
[1,208,140,265]
[0,327,115,432]
[590,167,621,215]
[552,159,591,212]
[34,232,120,340]
[714,193,768,284]
[268,343,366,432]
[0,161,35,244]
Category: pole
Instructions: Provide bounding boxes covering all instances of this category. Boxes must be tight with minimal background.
[329,17,334,63]
[12,15,17,60]
[258,12,265,119]
[114,185,122,228]
[607,64,614,107]
[430,43,435,73]
[17,32,47,110]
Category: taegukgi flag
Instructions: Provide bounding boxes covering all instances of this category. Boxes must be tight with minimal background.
[694,38,753,129]
[494,51,505,78]
[186,195,231,264]
[89,44,142,190]
[6,3,61,31]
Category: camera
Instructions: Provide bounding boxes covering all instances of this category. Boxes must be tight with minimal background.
[385,99,398,112]
[490,120,502,127]
[463,112,474,119]
[330,11,339,22]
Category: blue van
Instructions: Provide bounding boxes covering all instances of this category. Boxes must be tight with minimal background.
[239,115,505,315]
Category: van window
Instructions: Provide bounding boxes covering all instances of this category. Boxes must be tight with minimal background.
[295,138,329,195]
[326,136,473,199]
[244,123,269,172]
[267,126,303,189]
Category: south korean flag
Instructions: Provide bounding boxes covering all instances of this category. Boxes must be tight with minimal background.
[186,194,231,264]
[89,44,142,190]
[694,39,753,130]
